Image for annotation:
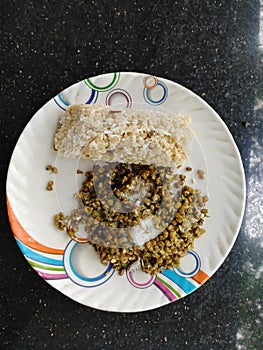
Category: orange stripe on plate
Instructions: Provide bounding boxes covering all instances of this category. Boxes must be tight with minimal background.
[192,269,209,284]
[6,196,64,255]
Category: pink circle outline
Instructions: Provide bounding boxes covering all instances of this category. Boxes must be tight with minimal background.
[127,271,156,288]
[106,88,132,108]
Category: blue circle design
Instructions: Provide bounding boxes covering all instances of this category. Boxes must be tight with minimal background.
[53,98,66,111]
[58,93,70,106]
[175,250,201,277]
[63,240,115,288]
[144,81,168,105]
[54,89,98,111]
[86,89,98,104]
[69,242,112,282]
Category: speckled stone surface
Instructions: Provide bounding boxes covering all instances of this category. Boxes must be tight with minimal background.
[0,1,262,349]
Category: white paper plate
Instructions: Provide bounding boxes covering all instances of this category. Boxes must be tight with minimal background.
[6,72,246,312]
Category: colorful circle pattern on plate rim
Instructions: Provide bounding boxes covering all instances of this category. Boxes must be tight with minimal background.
[7,196,209,302]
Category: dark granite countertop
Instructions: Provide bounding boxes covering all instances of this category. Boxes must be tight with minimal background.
[0,1,262,349]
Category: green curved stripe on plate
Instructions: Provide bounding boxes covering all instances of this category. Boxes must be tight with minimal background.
[156,275,181,299]
[28,260,65,272]
[84,72,120,91]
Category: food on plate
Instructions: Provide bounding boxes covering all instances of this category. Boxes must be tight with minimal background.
[197,169,205,180]
[91,182,208,276]
[46,180,54,191]
[54,104,191,168]
[54,162,209,275]
[45,164,58,174]
[53,104,209,275]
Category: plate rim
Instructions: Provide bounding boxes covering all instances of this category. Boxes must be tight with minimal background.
[6,71,246,312]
